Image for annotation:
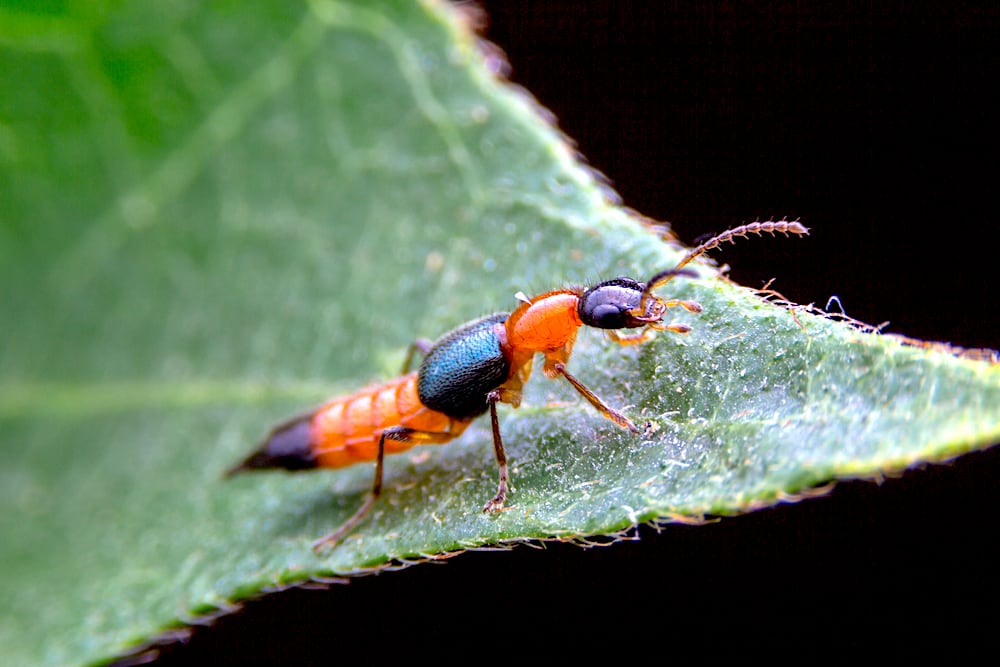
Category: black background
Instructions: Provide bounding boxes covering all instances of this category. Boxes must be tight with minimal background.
[147,2,999,663]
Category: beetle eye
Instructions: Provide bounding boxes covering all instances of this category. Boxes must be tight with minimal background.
[589,303,628,329]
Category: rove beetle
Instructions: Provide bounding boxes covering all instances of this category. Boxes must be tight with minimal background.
[229,220,808,550]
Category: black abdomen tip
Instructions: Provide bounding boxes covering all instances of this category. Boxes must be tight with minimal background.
[227,414,317,475]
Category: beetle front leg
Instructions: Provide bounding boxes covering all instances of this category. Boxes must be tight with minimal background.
[607,321,693,345]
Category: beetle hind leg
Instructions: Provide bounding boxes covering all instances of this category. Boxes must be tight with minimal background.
[312,425,456,552]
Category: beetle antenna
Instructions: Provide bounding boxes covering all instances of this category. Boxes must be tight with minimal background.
[643,218,810,295]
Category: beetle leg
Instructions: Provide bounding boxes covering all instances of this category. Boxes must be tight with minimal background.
[608,321,695,346]
[552,362,640,433]
[482,388,510,513]
[606,326,657,345]
[312,424,454,551]
[401,338,434,373]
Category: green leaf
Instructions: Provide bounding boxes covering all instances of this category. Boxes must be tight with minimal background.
[1,1,997,665]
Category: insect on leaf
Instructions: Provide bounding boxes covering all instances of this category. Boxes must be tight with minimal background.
[0,1,998,665]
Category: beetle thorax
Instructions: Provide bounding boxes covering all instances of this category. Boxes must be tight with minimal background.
[503,289,582,354]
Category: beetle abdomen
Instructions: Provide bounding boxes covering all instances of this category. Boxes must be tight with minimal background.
[417,313,511,420]
[230,373,466,473]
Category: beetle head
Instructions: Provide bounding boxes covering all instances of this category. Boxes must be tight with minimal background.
[578,269,694,330]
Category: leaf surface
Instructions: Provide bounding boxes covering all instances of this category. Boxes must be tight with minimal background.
[1,1,998,665]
